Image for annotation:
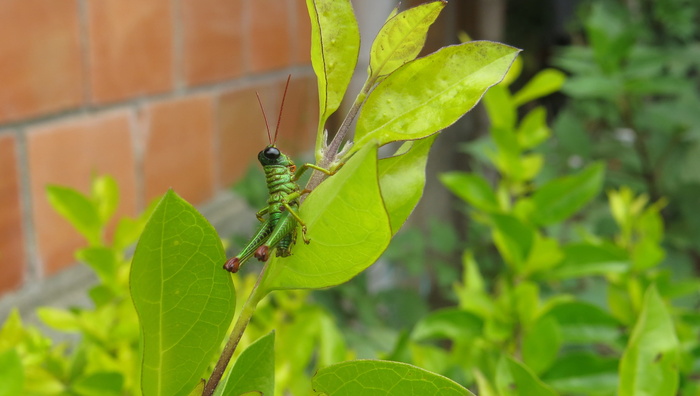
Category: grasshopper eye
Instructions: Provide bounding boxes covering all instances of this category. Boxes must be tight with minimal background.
[263,147,280,160]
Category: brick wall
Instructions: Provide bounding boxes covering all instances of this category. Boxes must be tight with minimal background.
[0,0,318,296]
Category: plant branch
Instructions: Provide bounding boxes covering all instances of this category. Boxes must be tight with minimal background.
[619,95,660,201]
[305,80,374,192]
[202,263,269,396]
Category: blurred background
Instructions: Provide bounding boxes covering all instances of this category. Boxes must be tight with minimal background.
[1,0,699,394]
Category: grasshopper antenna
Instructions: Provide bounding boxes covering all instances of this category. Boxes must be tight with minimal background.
[255,91,273,144]
[272,74,292,145]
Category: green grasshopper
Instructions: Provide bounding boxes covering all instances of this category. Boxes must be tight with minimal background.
[223,76,335,273]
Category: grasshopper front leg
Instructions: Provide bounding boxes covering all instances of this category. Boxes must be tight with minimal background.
[293,162,343,181]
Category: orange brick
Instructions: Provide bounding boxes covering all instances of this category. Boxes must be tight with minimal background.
[27,111,138,274]
[0,135,25,292]
[293,0,312,65]
[216,82,285,187]
[182,0,245,86]
[0,0,83,123]
[87,0,173,104]
[276,75,318,155]
[248,0,293,72]
[141,95,216,205]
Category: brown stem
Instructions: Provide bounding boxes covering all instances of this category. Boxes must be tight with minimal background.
[202,264,269,396]
[305,82,372,192]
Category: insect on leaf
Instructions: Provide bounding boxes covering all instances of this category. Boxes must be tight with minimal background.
[263,144,391,291]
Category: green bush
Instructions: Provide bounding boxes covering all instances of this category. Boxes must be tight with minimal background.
[2,1,696,395]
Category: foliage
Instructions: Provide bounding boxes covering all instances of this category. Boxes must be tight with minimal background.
[0,175,153,395]
[126,1,518,395]
[551,0,700,271]
[409,47,698,395]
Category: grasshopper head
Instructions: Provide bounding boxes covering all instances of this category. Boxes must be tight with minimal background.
[258,145,292,166]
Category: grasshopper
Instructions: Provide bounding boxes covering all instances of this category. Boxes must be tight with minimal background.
[223,76,335,273]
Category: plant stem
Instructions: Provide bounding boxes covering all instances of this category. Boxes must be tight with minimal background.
[306,82,372,192]
[202,264,269,396]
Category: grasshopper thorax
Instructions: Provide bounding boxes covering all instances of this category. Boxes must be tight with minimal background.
[258,145,293,167]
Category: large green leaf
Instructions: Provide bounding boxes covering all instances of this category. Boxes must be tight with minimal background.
[618,286,680,396]
[379,135,437,234]
[368,1,445,79]
[355,41,520,149]
[263,145,392,290]
[530,162,604,226]
[306,0,360,138]
[130,190,236,396]
[216,331,274,396]
[495,355,558,396]
[312,360,475,395]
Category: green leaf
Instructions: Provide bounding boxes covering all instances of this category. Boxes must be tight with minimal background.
[0,349,23,396]
[306,0,360,139]
[544,301,623,345]
[521,234,563,276]
[187,381,205,396]
[72,372,123,396]
[412,308,483,343]
[530,162,604,225]
[113,197,159,251]
[512,69,566,106]
[264,145,392,290]
[36,307,80,332]
[217,331,274,396]
[46,185,102,245]
[92,175,119,225]
[318,313,348,367]
[369,1,446,78]
[355,41,520,148]
[379,135,437,234]
[542,352,618,395]
[549,243,629,279]
[516,106,550,150]
[130,190,236,396]
[440,172,499,212]
[312,360,475,395]
[618,286,680,396]
[522,317,561,375]
[483,85,517,131]
[76,246,118,286]
[490,213,534,270]
[495,355,558,396]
